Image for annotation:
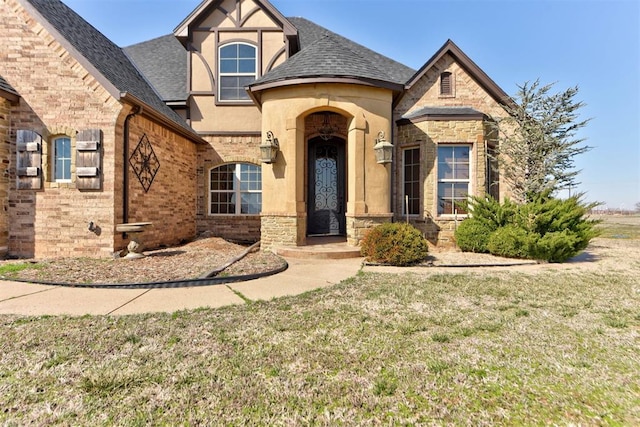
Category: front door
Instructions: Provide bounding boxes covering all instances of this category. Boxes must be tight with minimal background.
[307,137,346,236]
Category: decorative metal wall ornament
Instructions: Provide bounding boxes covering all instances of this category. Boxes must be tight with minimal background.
[318,112,338,141]
[129,134,160,193]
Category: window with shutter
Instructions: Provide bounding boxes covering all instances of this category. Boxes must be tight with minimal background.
[16,130,42,190]
[440,72,453,96]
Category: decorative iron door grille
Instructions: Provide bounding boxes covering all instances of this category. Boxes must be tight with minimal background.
[307,137,345,236]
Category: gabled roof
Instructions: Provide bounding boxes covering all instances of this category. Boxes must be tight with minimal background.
[124,35,188,104]
[249,17,415,100]
[0,75,19,103]
[403,39,513,108]
[174,0,298,49]
[17,0,200,140]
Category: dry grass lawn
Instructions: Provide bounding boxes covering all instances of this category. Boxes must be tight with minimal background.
[0,215,638,425]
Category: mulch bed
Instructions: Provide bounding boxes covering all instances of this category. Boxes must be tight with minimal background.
[0,237,287,285]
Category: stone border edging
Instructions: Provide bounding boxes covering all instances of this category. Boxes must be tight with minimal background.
[1,261,289,290]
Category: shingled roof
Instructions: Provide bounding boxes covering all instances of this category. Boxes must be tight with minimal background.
[398,106,485,124]
[0,75,19,101]
[250,17,415,90]
[20,0,195,135]
[124,35,188,104]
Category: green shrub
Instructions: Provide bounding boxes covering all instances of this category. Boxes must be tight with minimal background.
[360,222,429,266]
[531,230,581,263]
[463,195,518,230]
[487,225,536,259]
[454,218,494,253]
[461,191,600,262]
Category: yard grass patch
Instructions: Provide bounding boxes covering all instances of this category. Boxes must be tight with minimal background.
[595,215,640,239]
[0,262,42,278]
[1,269,639,425]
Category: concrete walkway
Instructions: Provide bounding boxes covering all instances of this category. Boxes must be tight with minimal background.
[0,257,363,316]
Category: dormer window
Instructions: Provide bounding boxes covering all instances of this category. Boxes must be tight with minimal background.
[219,43,256,102]
[440,71,453,96]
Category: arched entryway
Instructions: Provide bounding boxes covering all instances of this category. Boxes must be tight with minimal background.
[307,135,346,236]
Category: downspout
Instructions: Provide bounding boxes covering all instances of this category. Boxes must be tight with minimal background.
[122,105,143,231]
[390,105,395,219]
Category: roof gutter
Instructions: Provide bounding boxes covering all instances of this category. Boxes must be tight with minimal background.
[248,76,405,108]
[119,92,206,144]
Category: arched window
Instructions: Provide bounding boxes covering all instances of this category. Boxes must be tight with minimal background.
[218,43,256,101]
[53,136,72,182]
[209,163,261,214]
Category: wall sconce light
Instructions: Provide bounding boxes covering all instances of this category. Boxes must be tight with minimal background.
[260,131,279,164]
[373,131,393,164]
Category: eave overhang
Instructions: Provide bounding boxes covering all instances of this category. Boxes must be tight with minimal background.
[0,88,19,104]
[120,92,206,145]
[248,76,405,107]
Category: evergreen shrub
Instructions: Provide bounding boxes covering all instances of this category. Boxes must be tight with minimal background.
[486,225,535,259]
[454,218,494,253]
[360,222,429,266]
[457,192,599,263]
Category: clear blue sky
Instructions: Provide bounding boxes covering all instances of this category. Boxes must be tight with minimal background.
[63,0,640,210]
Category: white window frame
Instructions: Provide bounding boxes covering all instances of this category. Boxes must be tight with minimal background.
[437,144,472,216]
[218,42,257,102]
[52,136,72,182]
[402,146,421,216]
[209,163,262,215]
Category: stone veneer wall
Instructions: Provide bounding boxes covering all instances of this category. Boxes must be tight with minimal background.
[346,214,393,246]
[196,134,262,242]
[395,119,487,247]
[260,214,303,250]
[391,51,510,248]
[0,97,10,256]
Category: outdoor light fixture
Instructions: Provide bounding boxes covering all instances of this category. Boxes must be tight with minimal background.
[374,131,393,164]
[260,131,280,164]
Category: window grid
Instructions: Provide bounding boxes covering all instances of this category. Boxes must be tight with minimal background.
[54,137,71,181]
[219,43,256,101]
[437,145,470,215]
[402,147,420,215]
[210,163,262,215]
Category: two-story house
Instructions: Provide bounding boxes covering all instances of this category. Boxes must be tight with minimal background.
[0,0,510,259]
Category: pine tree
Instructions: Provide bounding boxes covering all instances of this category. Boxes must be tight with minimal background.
[493,80,591,203]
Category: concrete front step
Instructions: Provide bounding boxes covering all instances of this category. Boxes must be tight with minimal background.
[275,237,363,259]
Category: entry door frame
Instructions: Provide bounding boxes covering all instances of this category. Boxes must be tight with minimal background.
[307,136,346,236]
